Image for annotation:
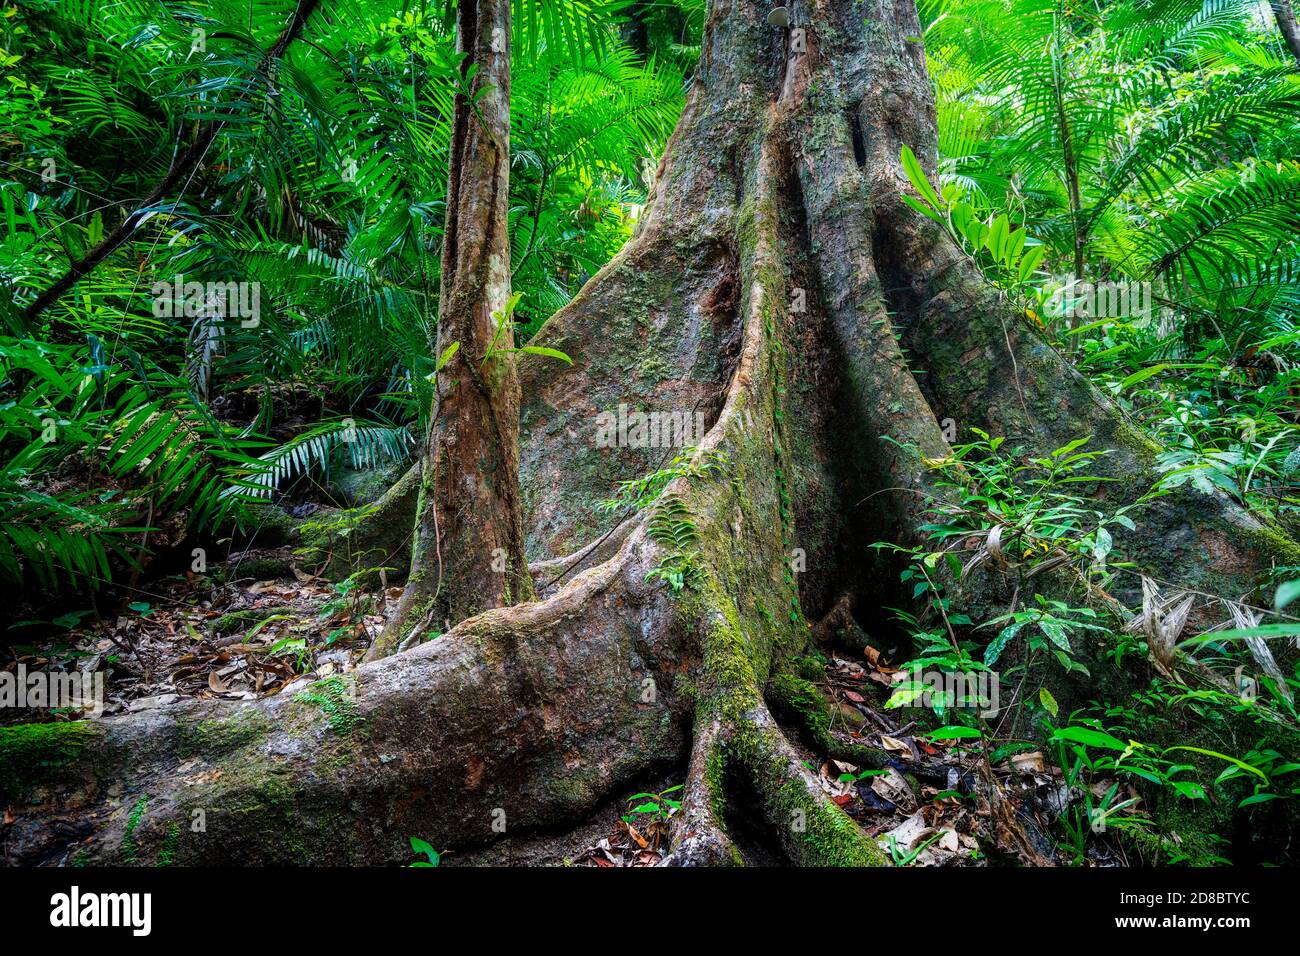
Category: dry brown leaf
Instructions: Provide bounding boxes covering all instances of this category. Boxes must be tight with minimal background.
[1009,751,1045,773]
[880,734,910,754]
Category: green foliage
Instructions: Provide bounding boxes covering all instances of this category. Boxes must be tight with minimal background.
[597,448,728,512]
[879,422,1300,862]
[120,795,148,865]
[0,335,250,590]
[921,0,1300,520]
[982,595,1105,674]
[408,835,440,867]
[621,784,682,824]
[0,0,692,599]
[294,676,360,735]
[902,144,1048,303]
[905,430,1142,585]
[240,419,413,500]
[646,495,702,592]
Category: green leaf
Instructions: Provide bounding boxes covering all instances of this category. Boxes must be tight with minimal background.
[409,836,439,866]
[900,144,941,211]
[1238,793,1280,808]
[1036,617,1072,654]
[1038,687,1059,718]
[1052,725,1129,752]
[1119,365,1168,390]
[1002,226,1026,267]
[516,345,573,364]
[1092,526,1112,563]
[925,725,983,740]
[984,620,1025,666]
[987,213,1009,260]
[1051,437,1090,458]
[1017,244,1046,282]
[1164,746,1267,781]
[1170,780,1207,800]
[1181,624,1300,647]
[1274,580,1300,612]
[435,341,460,374]
[901,193,943,222]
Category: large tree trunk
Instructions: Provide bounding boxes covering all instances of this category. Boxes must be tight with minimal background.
[5,0,1297,867]
[374,0,534,655]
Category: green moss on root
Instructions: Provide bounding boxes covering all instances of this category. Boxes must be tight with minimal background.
[293,676,361,735]
[0,720,99,804]
[176,709,273,758]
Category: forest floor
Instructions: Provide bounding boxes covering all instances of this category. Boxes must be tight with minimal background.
[5,544,1140,867]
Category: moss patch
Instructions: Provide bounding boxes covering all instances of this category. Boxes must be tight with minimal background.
[0,720,99,804]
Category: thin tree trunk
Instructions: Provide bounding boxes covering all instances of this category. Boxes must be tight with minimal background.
[372,0,534,654]
[1273,0,1300,66]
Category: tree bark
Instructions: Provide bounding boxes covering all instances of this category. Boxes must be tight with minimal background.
[1272,0,1300,66]
[373,0,535,654]
[5,0,1298,867]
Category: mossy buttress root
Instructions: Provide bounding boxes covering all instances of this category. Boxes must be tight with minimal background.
[666,698,886,866]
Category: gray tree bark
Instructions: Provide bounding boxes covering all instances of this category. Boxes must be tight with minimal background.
[1272,0,1300,66]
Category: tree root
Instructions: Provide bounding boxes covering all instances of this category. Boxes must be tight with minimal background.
[2,529,694,865]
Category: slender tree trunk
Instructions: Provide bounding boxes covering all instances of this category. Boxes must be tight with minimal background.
[1273,0,1300,66]
[372,0,534,654]
[6,0,1298,868]
[621,0,651,58]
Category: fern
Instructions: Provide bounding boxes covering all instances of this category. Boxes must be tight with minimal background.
[646,495,703,593]
[238,419,414,499]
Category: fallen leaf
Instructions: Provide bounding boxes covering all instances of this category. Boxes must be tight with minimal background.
[1010,751,1045,773]
[871,767,917,810]
[880,810,932,851]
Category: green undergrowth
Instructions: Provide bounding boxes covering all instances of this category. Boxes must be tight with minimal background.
[872,431,1300,864]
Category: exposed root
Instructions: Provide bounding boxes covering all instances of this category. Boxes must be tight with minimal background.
[9,0,1297,870]
[661,717,741,866]
[296,463,420,582]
